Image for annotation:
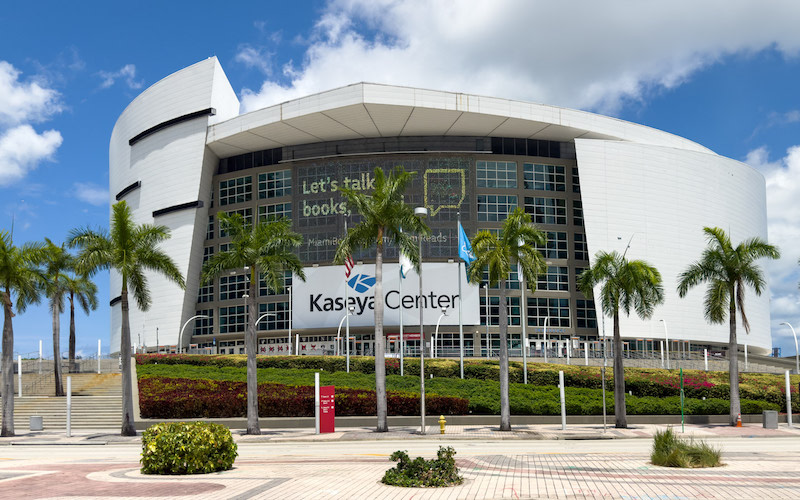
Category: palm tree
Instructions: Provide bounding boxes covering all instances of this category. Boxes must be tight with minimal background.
[68,201,185,436]
[41,239,73,396]
[201,213,305,435]
[578,250,664,428]
[334,166,429,432]
[677,227,779,426]
[466,207,546,431]
[0,230,44,437]
[63,273,98,372]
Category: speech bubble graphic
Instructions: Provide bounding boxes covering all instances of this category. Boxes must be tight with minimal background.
[423,168,466,216]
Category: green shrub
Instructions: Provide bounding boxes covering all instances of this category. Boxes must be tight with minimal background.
[140,422,238,475]
[651,428,722,468]
[382,446,463,487]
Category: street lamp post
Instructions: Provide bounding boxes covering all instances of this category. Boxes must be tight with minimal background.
[336,310,354,355]
[178,315,210,354]
[253,313,276,355]
[780,322,799,374]
[543,316,550,364]
[433,308,448,358]
[415,206,428,435]
[287,284,292,352]
[659,319,670,370]
[483,284,489,358]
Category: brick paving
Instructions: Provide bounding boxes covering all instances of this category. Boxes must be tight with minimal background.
[1,423,799,499]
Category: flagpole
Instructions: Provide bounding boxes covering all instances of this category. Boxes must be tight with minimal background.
[457,211,464,379]
[345,220,350,373]
[399,259,404,377]
[521,272,527,384]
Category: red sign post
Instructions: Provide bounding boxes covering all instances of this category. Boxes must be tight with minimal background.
[319,385,335,433]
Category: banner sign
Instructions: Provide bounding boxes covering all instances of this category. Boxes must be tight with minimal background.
[292,263,480,329]
[319,385,335,433]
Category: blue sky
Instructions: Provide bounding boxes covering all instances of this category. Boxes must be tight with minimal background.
[2,1,800,358]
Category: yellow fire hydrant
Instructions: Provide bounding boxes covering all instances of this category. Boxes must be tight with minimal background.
[438,415,446,434]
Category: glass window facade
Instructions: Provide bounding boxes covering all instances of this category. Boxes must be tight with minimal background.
[538,231,568,259]
[524,197,566,225]
[206,215,214,241]
[219,305,246,333]
[538,266,569,291]
[481,296,521,326]
[259,270,292,296]
[476,161,517,189]
[477,194,517,222]
[258,302,290,330]
[573,200,583,226]
[572,167,581,193]
[219,208,253,238]
[219,176,252,206]
[258,202,292,222]
[193,309,214,336]
[523,164,566,191]
[527,297,570,327]
[258,170,292,199]
[576,299,597,328]
[219,274,247,301]
[575,233,588,261]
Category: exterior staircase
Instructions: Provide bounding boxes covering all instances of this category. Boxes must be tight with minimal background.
[1,373,122,431]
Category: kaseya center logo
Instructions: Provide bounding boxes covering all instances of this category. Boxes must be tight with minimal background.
[348,274,376,293]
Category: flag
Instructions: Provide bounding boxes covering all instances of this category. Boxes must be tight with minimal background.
[458,221,476,280]
[399,250,413,279]
[344,254,355,278]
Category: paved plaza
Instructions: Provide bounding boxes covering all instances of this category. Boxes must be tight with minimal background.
[1,423,799,499]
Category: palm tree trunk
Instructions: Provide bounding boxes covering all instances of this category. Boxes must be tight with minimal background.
[374,230,388,432]
[612,310,627,428]
[728,304,740,426]
[68,294,76,373]
[245,276,260,435]
[52,301,64,397]
[119,284,136,436]
[498,279,511,431]
[1,291,15,437]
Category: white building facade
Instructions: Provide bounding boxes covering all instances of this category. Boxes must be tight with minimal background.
[109,57,772,356]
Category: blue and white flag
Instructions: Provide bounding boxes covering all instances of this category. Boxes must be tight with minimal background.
[399,250,413,279]
[458,222,476,280]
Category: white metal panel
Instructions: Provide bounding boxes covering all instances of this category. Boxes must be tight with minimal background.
[575,139,771,353]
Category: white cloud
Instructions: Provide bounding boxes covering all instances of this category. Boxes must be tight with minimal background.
[73,182,108,206]
[240,0,800,114]
[746,146,800,351]
[98,64,143,90]
[235,45,276,75]
[0,61,63,125]
[0,125,62,186]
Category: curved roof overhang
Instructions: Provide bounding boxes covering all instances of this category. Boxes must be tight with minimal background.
[206,82,713,158]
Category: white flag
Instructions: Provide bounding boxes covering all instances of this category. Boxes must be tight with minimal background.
[399,251,413,279]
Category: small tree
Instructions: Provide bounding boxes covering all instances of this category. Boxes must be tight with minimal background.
[63,273,98,372]
[579,250,664,428]
[0,231,44,436]
[334,166,429,432]
[467,207,546,431]
[42,239,73,396]
[677,227,779,426]
[69,201,185,436]
[201,214,305,435]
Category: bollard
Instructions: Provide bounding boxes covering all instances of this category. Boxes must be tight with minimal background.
[438,415,446,434]
[66,376,72,437]
[786,370,793,428]
[559,370,566,431]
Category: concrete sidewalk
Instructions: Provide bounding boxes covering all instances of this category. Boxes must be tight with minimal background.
[2,421,799,445]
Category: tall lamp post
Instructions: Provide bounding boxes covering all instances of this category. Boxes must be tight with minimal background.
[433,308,448,358]
[415,206,428,434]
[659,319,670,370]
[254,313,276,354]
[336,310,354,355]
[178,315,210,354]
[780,322,799,374]
[287,284,292,353]
[543,316,550,364]
[483,284,489,358]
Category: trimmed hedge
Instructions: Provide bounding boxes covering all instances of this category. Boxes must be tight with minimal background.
[139,376,468,419]
[140,422,237,475]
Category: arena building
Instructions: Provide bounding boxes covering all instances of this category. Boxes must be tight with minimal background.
[109,57,772,358]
